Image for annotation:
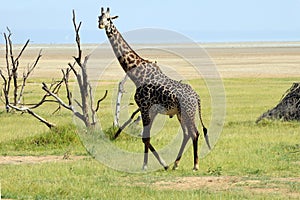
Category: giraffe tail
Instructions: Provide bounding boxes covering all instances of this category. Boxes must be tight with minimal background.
[198,98,211,150]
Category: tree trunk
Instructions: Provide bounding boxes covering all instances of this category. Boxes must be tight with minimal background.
[114,75,128,127]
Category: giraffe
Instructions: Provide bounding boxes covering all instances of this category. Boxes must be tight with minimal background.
[98,7,211,171]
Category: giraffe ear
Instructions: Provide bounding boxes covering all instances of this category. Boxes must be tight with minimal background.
[111,16,119,20]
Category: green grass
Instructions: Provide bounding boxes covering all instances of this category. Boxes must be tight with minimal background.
[0,124,86,156]
[0,77,300,199]
[1,160,277,199]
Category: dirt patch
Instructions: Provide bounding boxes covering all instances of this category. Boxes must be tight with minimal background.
[0,155,88,165]
[150,176,300,198]
[153,176,238,191]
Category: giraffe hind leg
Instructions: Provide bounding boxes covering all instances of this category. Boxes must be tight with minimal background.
[173,133,189,170]
[192,129,200,171]
[172,114,190,170]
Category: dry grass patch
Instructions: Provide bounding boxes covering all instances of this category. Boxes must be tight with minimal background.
[0,155,88,165]
[147,176,300,199]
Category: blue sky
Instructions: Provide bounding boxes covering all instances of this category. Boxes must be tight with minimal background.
[0,0,299,44]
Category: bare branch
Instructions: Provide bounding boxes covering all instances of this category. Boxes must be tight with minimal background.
[42,83,70,110]
[18,49,42,104]
[0,69,7,86]
[28,98,58,109]
[72,10,82,66]
[27,77,64,110]
[3,31,12,111]
[95,90,108,112]
[68,62,78,76]
[74,99,83,110]
[88,83,96,125]
[50,79,64,95]
[7,28,15,71]
[0,69,9,112]
[42,82,85,122]
[3,32,10,77]
[62,68,72,106]
[15,39,30,64]
[52,106,61,115]
[9,104,55,128]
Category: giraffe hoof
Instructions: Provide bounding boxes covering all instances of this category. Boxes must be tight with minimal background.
[142,165,148,171]
[193,164,199,171]
[193,166,199,171]
[172,163,179,170]
[164,165,169,171]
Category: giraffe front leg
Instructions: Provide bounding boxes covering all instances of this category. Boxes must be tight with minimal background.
[141,123,151,171]
[142,137,168,170]
[140,109,168,170]
[142,138,149,171]
[140,109,154,171]
[148,143,168,170]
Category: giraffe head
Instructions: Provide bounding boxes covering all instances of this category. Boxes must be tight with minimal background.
[98,7,118,29]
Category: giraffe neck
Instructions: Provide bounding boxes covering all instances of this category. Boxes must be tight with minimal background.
[105,23,143,73]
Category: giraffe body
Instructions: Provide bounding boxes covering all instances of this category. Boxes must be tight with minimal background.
[98,8,210,171]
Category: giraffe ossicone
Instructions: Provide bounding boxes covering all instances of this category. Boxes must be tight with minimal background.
[98,7,211,171]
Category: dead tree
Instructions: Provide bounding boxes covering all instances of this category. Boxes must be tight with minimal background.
[41,10,107,128]
[0,28,55,128]
[256,82,300,123]
[0,11,107,129]
[113,74,142,139]
[0,27,38,112]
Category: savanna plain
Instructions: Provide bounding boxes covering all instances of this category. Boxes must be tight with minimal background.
[0,42,300,199]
